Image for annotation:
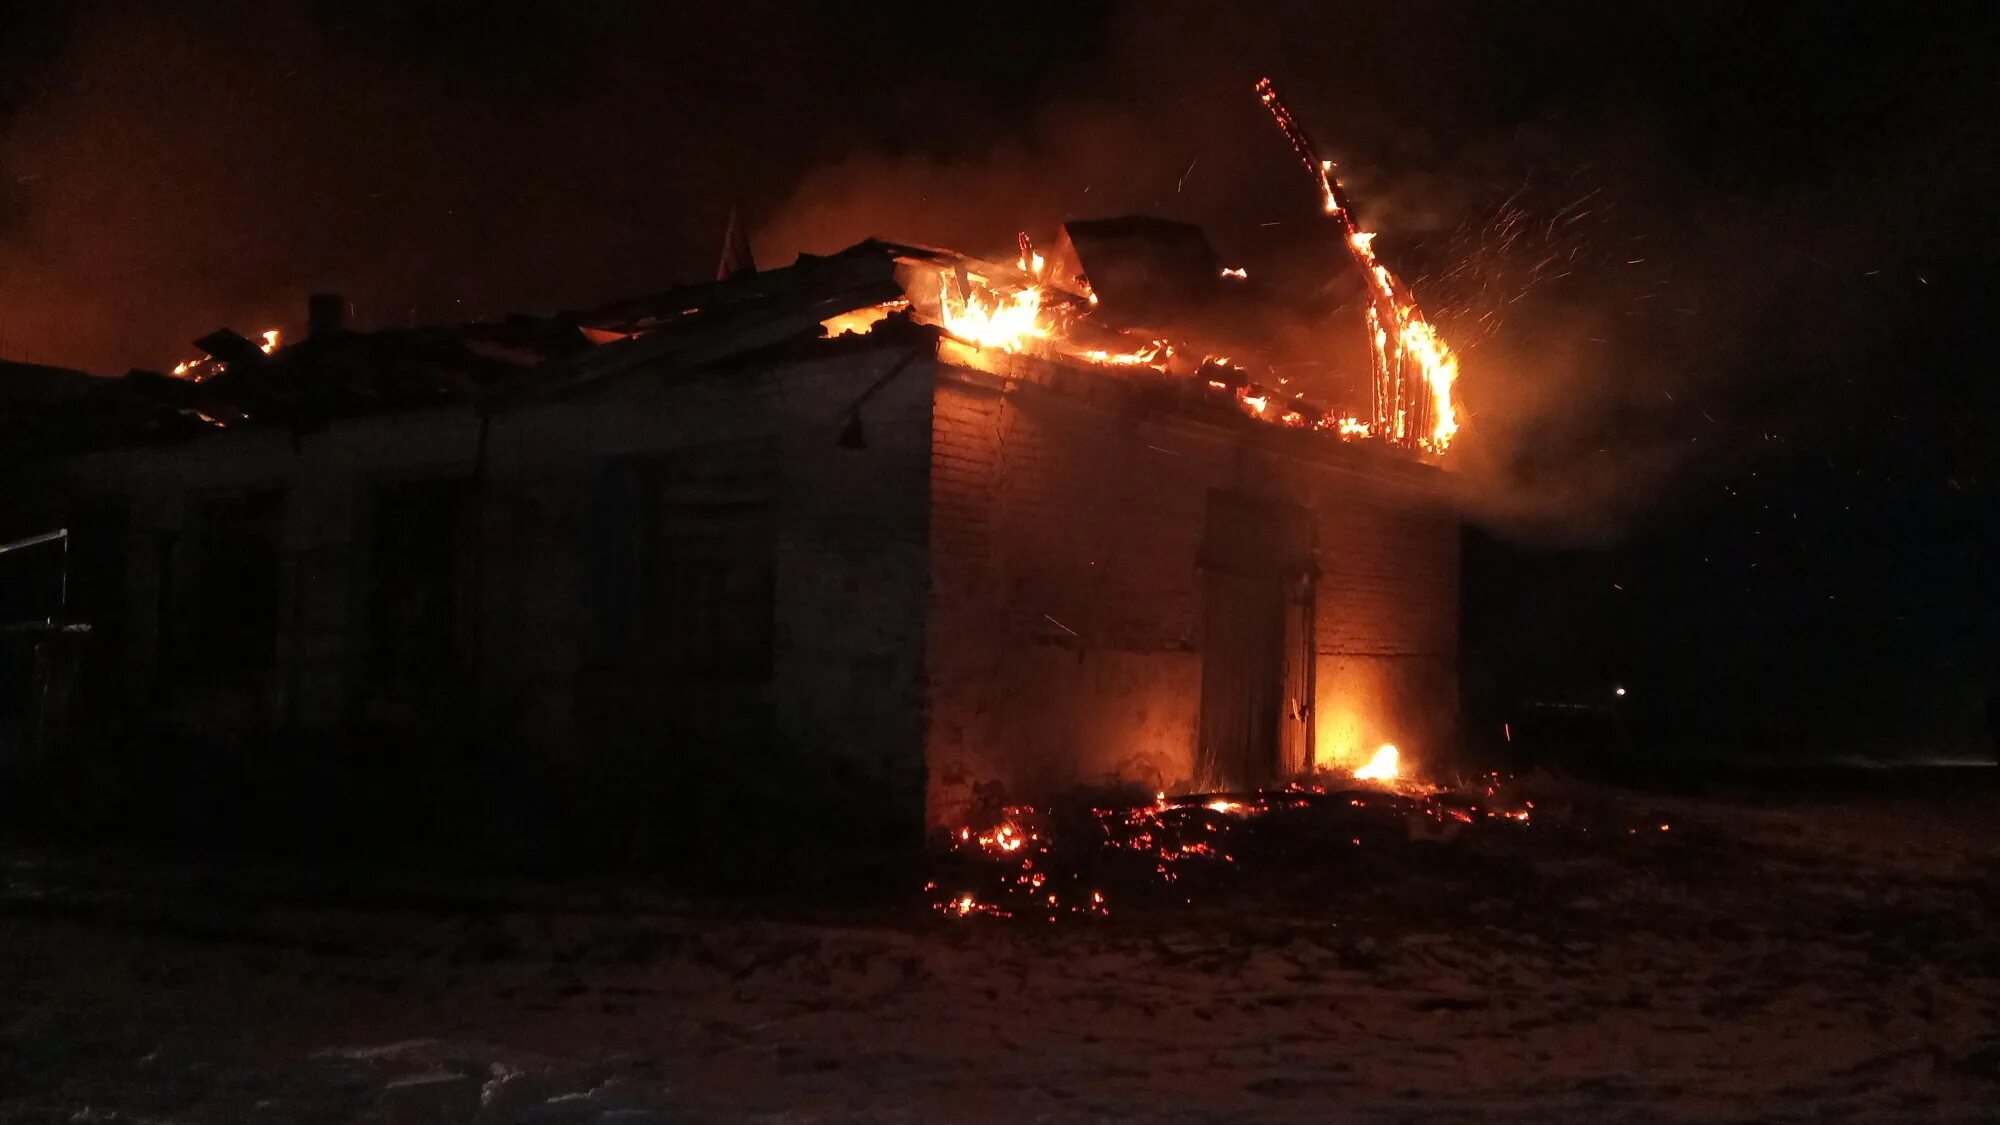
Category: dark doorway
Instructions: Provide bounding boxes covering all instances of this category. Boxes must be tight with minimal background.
[366,477,477,713]
[188,489,285,685]
[1195,490,1314,789]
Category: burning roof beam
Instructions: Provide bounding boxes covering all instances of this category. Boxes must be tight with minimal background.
[1254,78,1460,453]
[192,328,269,372]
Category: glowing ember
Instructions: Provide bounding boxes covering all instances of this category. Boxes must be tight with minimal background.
[820,300,908,338]
[1083,339,1171,367]
[1352,743,1400,781]
[930,778,1537,921]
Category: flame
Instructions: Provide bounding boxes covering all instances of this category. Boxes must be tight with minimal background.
[911,219,1439,452]
[1345,229,1459,450]
[821,300,908,338]
[1082,339,1171,368]
[976,822,1030,854]
[171,325,282,381]
[1015,231,1046,279]
[1352,743,1400,781]
[1256,79,1463,453]
[936,275,1050,353]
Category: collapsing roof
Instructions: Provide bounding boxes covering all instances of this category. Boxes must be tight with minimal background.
[3,220,1437,465]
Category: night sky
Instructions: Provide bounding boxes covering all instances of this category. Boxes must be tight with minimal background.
[2,1,1995,759]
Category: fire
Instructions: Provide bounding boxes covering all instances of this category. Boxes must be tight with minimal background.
[1344,226,1460,450]
[169,326,282,381]
[1352,743,1400,781]
[1256,78,1463,453]
[821,300,908,338]
[1084,339,1172,367]
[931,777,1536,921]
[909,128,1471,456]
[1015,231,1046,279]
[936,275,1050,354]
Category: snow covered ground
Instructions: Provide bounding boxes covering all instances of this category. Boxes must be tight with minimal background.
[4,771,1997,1122]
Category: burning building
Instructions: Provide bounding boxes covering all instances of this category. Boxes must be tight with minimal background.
[0,85,1463,859]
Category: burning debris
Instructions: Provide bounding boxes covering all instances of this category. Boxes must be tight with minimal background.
[928,762,1540,922]
[169,328,281,381]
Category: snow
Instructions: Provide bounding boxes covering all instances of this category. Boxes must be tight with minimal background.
[2,774,1996,1121]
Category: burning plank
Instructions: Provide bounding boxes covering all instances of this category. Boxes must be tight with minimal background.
[1255,77,1461,453]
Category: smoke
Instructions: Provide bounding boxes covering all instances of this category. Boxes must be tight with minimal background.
[0,2,1091,373]
[1,1,1993,543]
[753,3,1997,543]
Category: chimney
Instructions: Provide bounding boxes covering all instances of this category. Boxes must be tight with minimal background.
[308,293,347,338]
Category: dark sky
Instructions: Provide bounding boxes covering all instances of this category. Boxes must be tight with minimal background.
[2,0,1996,753]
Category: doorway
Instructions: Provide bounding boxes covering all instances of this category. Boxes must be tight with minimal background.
[1195,490,1315,790]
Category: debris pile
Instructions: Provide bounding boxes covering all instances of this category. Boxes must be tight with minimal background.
[928,778,1538,922]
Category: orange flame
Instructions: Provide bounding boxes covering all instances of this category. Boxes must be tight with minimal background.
[1352,743,1400,781]
[821,300,908,338]
[170,326,282,381]
[1344,224,1459,450]
[1256,78,1463,454]
[937,275,1050,354]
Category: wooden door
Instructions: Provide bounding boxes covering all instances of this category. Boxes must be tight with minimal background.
[1195,491,1314,790]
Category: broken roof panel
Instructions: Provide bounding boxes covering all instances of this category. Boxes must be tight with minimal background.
[0,221,1431,466]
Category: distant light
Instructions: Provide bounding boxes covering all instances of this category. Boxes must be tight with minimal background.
[1614,686,1628,697]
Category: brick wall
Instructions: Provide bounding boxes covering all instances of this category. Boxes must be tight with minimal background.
[19,336,1455,845]
[924,369,1459,825]
[35,344,937,847]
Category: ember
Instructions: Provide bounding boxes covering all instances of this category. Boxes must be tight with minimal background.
[929,769,1535,922]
